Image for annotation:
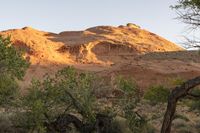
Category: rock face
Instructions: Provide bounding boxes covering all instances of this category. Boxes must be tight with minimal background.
[126,23,141,29]
[0,24,183,65]
[1,24,200,90]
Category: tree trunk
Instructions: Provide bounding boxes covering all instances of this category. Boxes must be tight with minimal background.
[161,76,200,133]
[46,113,113,133]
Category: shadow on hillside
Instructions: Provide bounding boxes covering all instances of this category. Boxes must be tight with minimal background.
[44,32,140,63]
[44,31,108,46]
[22,32,200,90]
[44,32,199,62]
[139,50,200,63]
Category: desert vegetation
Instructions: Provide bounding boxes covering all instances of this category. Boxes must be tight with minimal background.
[1,1,200,133]
[0,36,153,132]
[0,35,199,133]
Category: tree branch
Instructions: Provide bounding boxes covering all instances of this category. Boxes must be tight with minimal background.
[161,76,200,133]
[186,93,200,99]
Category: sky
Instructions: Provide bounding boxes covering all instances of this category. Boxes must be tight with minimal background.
[0,0,190,45]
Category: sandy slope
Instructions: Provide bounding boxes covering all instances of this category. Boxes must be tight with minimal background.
[1,24,199,90]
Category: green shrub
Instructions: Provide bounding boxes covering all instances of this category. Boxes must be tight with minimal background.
[0,74,19,106]
[15,66,97,132]
[170,77,185,86]
[190,100,200,111]
[115,76,153,133]
[0,36,29,132]
[10,68,156,133]
[185,88,200,111]
[144,85,170,105]
[0,36,29,79]
[115,76,140,100]
[0,36,28,107]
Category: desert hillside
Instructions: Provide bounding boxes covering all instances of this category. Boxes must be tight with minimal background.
[1,23,200,90]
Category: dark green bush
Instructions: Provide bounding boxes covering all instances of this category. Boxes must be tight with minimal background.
[0,35,29,132]
[14,66,96,132]
[115,76,154,133]
[0,36,28,106]
[0,74,19,106]
[8,69,156,133]
[0,36,29,79]
[186,88,200,111]
[144,85,170,105]
[170,77,185,86]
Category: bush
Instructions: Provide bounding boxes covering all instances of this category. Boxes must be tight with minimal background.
[190,100,200,111]
[17,67,143,133]
[14,66,97,132]
[0,35,29,132]
[170,77,185,86]
[0,74,19,106]
[0,36,29,79]
[144,85,170,105]
[0,36,28,106]
[115,76,154,133]
[187,88,200,111]
[115,76,140,99]
[10,68,156,133]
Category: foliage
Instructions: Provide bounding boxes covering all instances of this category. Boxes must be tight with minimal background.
[170,77,185,86]
[7,66,155,133]
[116,76,140,97]
[0,36,29,79]
[0,67,158,133]
[173,0,200,10]
[172,0,200,28]
[186,88,200,111]
[0,74,19,107]
[172,0,200,48]
[15,66,96,132]
[114,76,154,133]
[159,2,200,132]
[0,36,28,107]
[190,100,200,111]
[144,85,170,105]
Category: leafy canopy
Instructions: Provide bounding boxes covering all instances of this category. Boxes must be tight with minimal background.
[16,66,96,132]
[144,85,170,105]
[0,36,29,106]
[0,36,29,79]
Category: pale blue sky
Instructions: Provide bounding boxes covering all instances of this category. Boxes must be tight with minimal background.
[0,0,188,44]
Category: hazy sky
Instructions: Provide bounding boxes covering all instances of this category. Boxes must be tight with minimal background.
[0,0,189,44]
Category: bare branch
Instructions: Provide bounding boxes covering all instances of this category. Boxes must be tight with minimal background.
[161,76,200,133]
